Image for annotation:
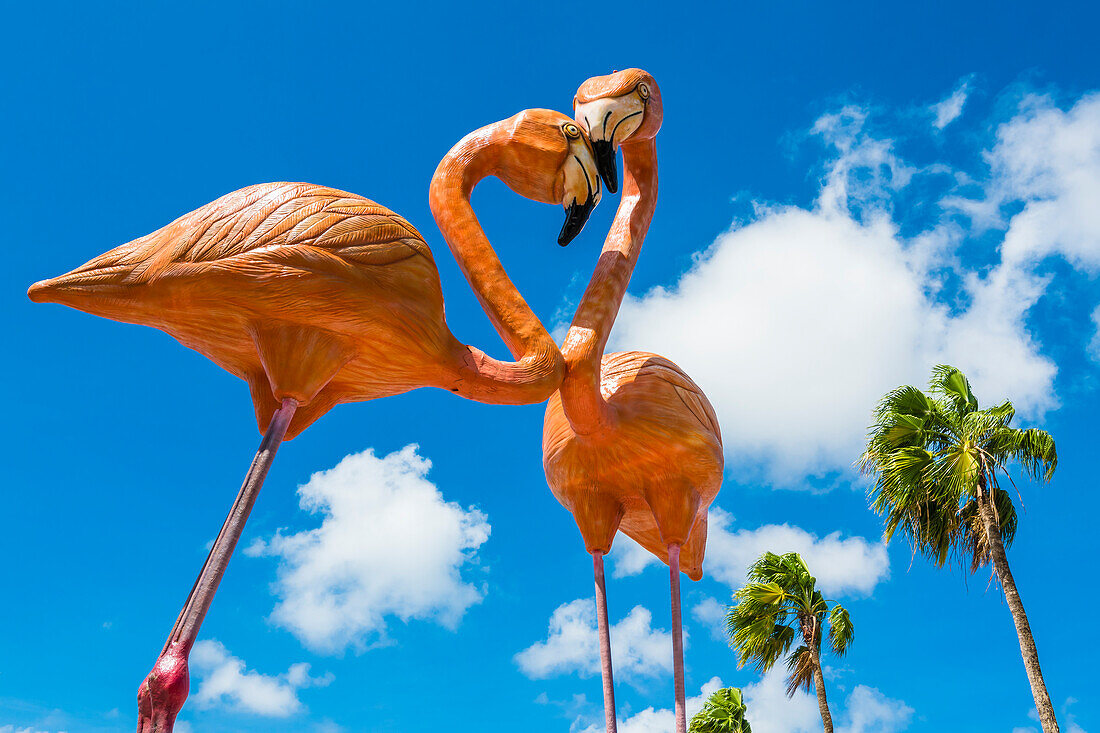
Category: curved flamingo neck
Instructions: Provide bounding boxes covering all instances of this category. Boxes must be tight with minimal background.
[560,138,658,434]
[429,129,564,404]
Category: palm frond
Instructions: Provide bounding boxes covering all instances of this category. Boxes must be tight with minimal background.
[828,604,854,656]
[962,402,1015,441]
[925,443,979,503]
[987,427,1058,482]
[862,365,1056,581]
[929,364,979,416]
[689,687,752,733]
[958,486,1019,571]
[730,553,854,682]
[784,645,816,697]
[726,583,796,672]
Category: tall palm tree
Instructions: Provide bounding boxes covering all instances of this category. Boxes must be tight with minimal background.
[859,364,1059,732]
[725,552,853,733]
[690,686,752,733]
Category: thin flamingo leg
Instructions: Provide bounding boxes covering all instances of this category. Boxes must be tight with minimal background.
[136,398,298,733]
[668,543,686,733]
[593,552,618,733]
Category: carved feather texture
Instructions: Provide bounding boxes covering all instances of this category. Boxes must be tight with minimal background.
[601,351,722,441]
[45,183,431,289]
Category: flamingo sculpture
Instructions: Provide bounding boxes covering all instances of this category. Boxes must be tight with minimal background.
[542,70,723,733]
[28,108,601,733]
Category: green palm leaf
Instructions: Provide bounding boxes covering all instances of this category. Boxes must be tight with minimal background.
[929,364,978,416]
[690,687,752,733]
[859,364,1055,572]
[725,553,853,704]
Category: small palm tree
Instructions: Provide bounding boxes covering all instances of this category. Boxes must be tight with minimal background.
[859,365,1059,732]
[690,686,751,733]
[725,552,853,733]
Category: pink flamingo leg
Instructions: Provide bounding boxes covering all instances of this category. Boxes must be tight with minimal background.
[668,543,686,733]
[593,552,618,733]
[136,398,298,733]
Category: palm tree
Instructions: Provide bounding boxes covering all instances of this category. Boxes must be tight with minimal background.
[690,687,751,733]
[859,364,1059,732]
[725,552,853,733]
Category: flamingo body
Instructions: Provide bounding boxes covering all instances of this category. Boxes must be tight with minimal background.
[543,351,722,580]
[29,183,480,438]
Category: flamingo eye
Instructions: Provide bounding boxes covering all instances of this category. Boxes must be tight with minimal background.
[563,123,581,139]
[637,83,650,100]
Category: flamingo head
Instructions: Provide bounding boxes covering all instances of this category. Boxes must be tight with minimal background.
[573,69,662,193]
[487,108,603,246]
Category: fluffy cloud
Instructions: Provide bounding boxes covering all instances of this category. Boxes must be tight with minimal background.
[982,93,1100,269]
[609,531,669,580]
[190,640,332,717]
[839,685,915,733]
[611,87,1100,483]
[515,599,677,682]
[611,509,889,598]
[740,665,821,733]
[248,445,491,653]
[742,667,912,733]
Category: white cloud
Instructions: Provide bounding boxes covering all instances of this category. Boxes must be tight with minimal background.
[742,666,821,733]
[931,78,972,129]
[608,85,1100,483]
[984,93,1100,270]
[813,106,915,214]
[611,199,1052,481]
[574,677,725,733]
[612,509,889,598]
[608,531,666,579]
[705,510,890,596]
[838,685,914,733]
[515,599,678,682]
[190,640,332,717]
[0,727,62,733]
[248,445,491,653]
[691,597,729,641]
[742,667,912,733]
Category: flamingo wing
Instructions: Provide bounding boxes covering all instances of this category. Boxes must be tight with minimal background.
[44,182,431,290]
[603,351,722,443]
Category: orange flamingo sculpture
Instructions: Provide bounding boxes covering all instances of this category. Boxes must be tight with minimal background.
[542,70,723,733]
[28,108,601,733]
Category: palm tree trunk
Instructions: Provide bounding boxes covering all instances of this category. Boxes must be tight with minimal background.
[807,644,833,733]
[976,480,1059,733]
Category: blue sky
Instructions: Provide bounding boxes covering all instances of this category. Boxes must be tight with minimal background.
[3,2,1099,732]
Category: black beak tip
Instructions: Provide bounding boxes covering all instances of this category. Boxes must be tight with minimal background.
[558,197,596,247]
[593,140,619,194]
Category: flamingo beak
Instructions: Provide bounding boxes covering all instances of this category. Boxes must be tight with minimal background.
[591,140,618,194]
[558,194,596,246]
